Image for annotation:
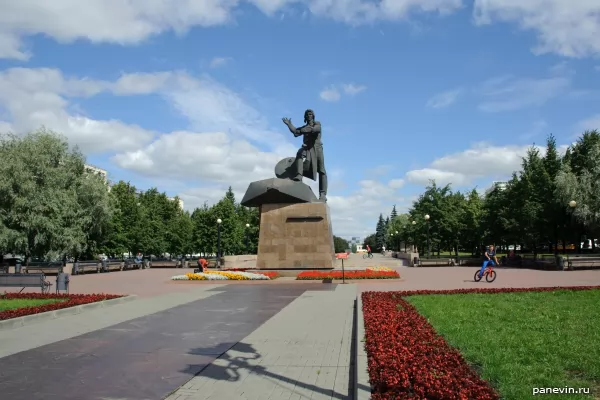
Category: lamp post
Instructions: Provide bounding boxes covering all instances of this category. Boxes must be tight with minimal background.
[412,220,416,252]
[217,218,222,268]
[245,223,250,254]
[395,230,399,252]
[569,200,577,254]
[390,232,394,252]
[424,214,431,258]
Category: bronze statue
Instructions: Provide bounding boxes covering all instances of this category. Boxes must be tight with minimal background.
[282,109,327,201]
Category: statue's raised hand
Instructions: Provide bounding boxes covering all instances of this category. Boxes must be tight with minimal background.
[282,117,292,125]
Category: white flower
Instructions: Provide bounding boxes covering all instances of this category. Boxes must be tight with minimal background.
[171,275,190,280]
[237,272,269,280]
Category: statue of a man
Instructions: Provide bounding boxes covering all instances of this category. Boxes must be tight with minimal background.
[282,109,327,201]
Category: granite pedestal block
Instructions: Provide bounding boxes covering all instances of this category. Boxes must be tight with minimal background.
[256,202,335,270]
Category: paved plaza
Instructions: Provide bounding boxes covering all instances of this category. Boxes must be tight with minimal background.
[0,254,599,399]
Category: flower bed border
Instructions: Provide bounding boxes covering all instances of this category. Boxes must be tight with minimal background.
[0,293,133,329]
[360,286,600,399]
[297,270,399,280]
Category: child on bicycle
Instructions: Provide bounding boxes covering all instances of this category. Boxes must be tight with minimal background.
[479,244,499,277]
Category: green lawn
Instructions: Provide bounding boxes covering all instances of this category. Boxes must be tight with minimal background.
[407,290,600,400]
[0,298,65,311]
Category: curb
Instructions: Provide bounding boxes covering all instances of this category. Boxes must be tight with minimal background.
[354,293,371,400]
[0,295,137,331]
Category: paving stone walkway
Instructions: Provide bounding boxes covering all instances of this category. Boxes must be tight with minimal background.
[166,283,357,400]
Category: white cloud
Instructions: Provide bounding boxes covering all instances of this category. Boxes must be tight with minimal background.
[342,83,367,95]
[406,168,471,186]
[320,86,341,102]
[476,74,570,112]
[404,142,565,187]
[388,179,405,189]
[0,67,155,152]
[327,180,406,237]
[0,65,396,236]
[0,0,463,60]
[426,88,462,109]
[319,83,366,102]
[1,1,599,61]
[473,0,600,58]
[209,57,231,68]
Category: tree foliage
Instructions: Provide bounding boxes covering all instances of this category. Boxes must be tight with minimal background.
[333,236,349,253]
[0,130,112,262]
[374,130,600,255]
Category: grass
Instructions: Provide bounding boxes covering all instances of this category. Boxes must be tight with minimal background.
[406,290,600,400]
[0,298,66,312]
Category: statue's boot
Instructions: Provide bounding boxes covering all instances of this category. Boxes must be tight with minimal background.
[318,172,328,201]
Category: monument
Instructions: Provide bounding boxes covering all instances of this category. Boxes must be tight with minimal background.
[241,109,336,270]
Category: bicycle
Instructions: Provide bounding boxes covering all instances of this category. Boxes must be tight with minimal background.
[363,252,373,259]
[474,262,496,282]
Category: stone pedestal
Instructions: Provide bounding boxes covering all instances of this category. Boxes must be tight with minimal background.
[256,202,335,270]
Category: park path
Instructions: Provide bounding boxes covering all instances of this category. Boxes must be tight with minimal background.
[2,254,599,400]
[0,283,340,400]
[165,283,357,400]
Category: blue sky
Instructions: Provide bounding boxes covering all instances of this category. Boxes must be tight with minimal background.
[0,1,599,238]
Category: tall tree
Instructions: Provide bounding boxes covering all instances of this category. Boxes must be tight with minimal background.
[0,129,112,262]
[375,214,386,251]
[390,205,398,220]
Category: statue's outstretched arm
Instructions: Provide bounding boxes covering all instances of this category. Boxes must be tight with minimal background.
[299,122,321,134]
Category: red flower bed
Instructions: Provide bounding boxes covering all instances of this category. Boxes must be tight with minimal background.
[362,286,600,399]
[297,270,399,280]
[0,292,124,321]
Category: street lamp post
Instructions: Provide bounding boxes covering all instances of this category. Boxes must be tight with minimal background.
[424,214,431,258]
[217,218,222,268]
[245,223,250,254]
[411,220,416,252]
[569,201,577,254]
[395,231,399,252]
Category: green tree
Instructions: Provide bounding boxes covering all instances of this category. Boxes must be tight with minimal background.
[555,139,600,240]
[390,205,398,220]
[191,202,213,255]
[363,233,376,250]
[0,129,112,262]
[375,214,386,251]
[333,236,349,253]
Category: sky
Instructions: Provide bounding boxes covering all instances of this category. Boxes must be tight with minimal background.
[0,0,599,239]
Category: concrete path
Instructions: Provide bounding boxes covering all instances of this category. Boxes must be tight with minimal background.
[166,283,357,400]
[0,283,338,400]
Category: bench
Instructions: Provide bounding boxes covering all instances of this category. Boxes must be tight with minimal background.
[24,262,64,274]
[0,273,52,293]
[123,259,143,271]
[414,258,454,267]
[0,262,8,273]
[457,258,481,266]
[149,259,181,268]
[72,261,101,275]
[566,257,600,271]
[101,260,124,272]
